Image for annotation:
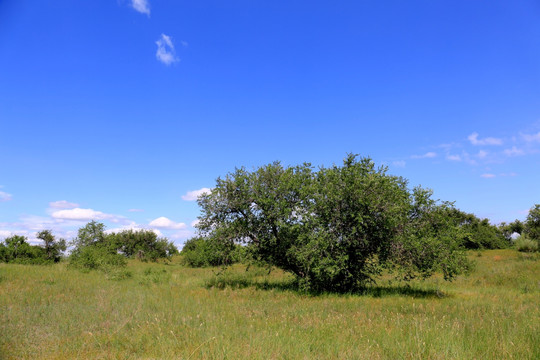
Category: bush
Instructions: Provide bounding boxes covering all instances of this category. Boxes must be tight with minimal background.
[515,236,538,252]
[0,235,54,264]
[181,236,245,267]
[107,229,178,261]
[69,246,127,272]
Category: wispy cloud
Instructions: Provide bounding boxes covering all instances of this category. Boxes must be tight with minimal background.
[182,187,211,201]
[446,154,461,161]
[128,208,144,212]
[411,152,437,159]
[481,173,496,178]
[467,132,503,146]
[148,216,186,230]
[392,160,406,168]
[49,200,79,209]
[503,146,525,157]
[0,191,12,202]
[522,131,540,143]
[477,150,488,159]
[156,34,179,65]
[131,0,150,16]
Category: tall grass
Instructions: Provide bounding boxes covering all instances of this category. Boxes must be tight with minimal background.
[0,250,538,359]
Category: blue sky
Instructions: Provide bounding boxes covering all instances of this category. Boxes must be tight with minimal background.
[1,0,539,246]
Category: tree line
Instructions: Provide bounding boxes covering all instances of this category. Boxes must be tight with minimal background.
[0,221,178,269]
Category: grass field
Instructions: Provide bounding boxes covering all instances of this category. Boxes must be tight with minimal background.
[1,249,538,359]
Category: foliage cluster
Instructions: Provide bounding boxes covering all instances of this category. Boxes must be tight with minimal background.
[196,155,473,292]
[0,230,66,264]
[68,221,179,271]
[514,236,539,252]
[448,211,509,249]
[181,236,245,267]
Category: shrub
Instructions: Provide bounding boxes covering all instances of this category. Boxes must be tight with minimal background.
[1,235,53,264]
[515,236,538,252]
[69,246,127,272]
[107,229,178,261]
[181,236,245,267]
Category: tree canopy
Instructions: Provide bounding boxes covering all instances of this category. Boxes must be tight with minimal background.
[196,154,471,292]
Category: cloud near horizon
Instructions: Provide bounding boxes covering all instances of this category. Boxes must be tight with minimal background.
[182,187,211,201]
[148,216,186,230]
[51,208,124,223]
[106,222,163,237]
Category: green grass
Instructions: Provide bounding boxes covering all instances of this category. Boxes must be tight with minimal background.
[1,250,539,359]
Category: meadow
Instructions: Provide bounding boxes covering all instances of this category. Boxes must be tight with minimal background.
[1,249,538,359]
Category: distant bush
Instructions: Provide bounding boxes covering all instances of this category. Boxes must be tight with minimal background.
[514,236,538,253]
[181,236,245,267]
[107,229,178,261]
[0,233,65,265]
[69,245,127,272]
[444,210,509,249]
[68,221,179,270]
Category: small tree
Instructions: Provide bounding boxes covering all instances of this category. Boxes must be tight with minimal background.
[36,230,66,262]
[71,220,106,252]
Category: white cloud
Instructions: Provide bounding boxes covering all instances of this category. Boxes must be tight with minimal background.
[106,222,163,237]
[49,200,79,209]
[0,191,12,202]
[149,216,187,230]
[392,160,406,168]
[446,154,461,161]
[131,0,150,16]
[476,150,488,159]
[503,146,525,157]
[190,219,200,227]
[467,132,503,146]
[169,229,194,241]
[0,230,12,239]
[481,173,496,178]
[128,208,144,212]
[182,187,211,201]
[522,131,540,143]
[411,152,437,159]
[156,34,179,65]
[51,208,123,222]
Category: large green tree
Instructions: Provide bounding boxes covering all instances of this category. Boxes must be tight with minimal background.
[197,155,469,292]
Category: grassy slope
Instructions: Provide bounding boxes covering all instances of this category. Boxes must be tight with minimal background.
[0,250,538,359]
